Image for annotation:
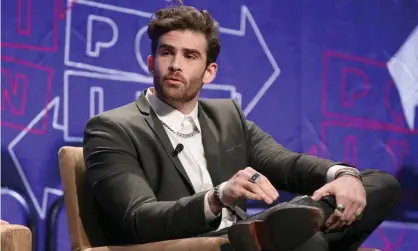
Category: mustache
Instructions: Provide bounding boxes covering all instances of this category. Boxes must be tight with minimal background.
[163,73,187,83]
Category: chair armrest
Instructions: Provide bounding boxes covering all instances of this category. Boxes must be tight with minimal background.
[85,237,229,251]
[1,224,32,251]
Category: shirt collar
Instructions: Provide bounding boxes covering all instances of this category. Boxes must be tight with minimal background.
[145,88,200,132]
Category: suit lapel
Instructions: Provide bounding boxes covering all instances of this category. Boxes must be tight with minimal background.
[198,106,247,220]
[136,91,195,193]
[198,105,223,187]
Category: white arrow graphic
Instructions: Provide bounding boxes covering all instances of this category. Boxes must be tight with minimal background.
[66,1,280,116]
[219,5,281,116]
[387,24,418,130]
[8,97,64,219]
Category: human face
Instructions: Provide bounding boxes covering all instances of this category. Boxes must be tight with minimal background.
[147,30,217,105]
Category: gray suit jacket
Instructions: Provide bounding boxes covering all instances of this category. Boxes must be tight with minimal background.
[83,90,339,245]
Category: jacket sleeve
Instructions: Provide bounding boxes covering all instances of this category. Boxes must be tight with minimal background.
[83,115,221,244]
[231,101,339,195]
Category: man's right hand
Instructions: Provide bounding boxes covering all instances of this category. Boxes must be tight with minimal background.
[209,167,279,213]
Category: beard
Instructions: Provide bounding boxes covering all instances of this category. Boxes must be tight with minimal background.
[154,71,205,104]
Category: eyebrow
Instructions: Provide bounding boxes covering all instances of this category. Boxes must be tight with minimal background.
[159,44,202,58]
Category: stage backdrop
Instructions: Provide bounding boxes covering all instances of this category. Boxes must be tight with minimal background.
[2,0,418,250]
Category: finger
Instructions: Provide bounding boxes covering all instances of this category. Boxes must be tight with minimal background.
[312,185,331,201]
[343,197,361,225]
[256,176,279,201]
[326,210,346,231]
[325,212,339,229]
[238,187,265,201]
[335,194,352,222]
[327,218,347,232]
[243,166,257,175]
[241,179,273,204]
[243,168,278,201]
[238,167,257,180]
[347,214,357,225]
[338,193,365,225]
[333,195,353,230]
[348,198,366,225]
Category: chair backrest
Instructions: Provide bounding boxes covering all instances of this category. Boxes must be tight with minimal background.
[58,146,107,251]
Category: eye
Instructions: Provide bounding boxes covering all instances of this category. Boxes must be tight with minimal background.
[185,54,196,59]
[160,50,171,56]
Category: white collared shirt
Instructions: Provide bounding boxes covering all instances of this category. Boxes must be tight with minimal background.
[145,88,234,230]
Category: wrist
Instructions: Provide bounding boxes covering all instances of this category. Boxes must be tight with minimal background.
[335,168,361,182]
[208,189,223,215]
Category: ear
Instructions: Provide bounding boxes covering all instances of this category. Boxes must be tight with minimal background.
[147,55,155,75]
[202,63,218,84]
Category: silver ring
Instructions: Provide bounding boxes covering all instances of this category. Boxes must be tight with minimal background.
[249,172,261,184]
[336,204,345,213]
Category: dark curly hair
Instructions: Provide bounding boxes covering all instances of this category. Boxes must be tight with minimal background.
[147,1,221,65]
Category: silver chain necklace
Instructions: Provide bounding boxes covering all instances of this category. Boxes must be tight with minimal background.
[162,121,199,138]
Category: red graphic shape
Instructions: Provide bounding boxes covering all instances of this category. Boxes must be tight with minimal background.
[1,0,77,51]
[18,0,31,35]
[307,145,319,157]
[376,227,406,251]
[0,56,53,135]
[320,120,417,175]
[386,140,409,176]
[322,51,406,128]
[341,68,370,107]
[385,80,404,125]
[1,70,28,115]
[59,0,78,19]
[344,135,358,167]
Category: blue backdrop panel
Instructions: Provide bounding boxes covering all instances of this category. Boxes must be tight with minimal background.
[1,1,418,251]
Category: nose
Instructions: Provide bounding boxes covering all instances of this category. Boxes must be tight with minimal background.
[168,54,182,72]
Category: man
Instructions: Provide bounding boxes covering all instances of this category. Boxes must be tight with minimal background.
[83,3,401,251]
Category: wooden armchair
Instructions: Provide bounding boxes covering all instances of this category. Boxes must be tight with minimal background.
[58,146,229,251]
[58,146,381,251]
[0,220,32,251]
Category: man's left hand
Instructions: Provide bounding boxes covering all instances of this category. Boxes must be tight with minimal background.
[312,175,367,231]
